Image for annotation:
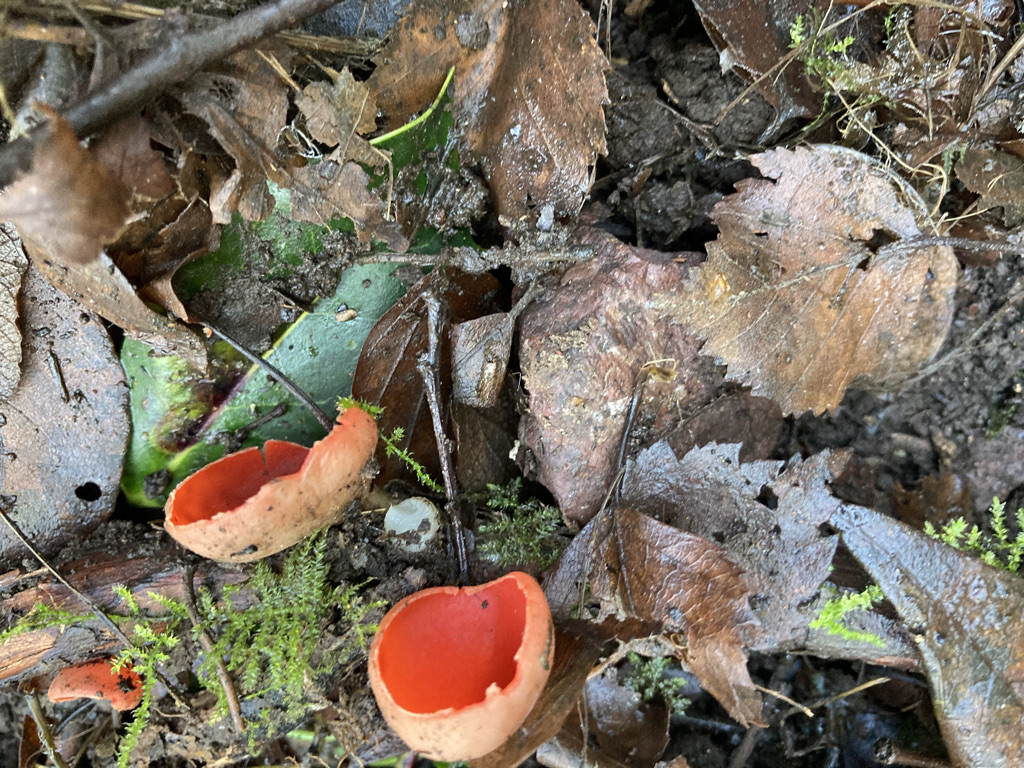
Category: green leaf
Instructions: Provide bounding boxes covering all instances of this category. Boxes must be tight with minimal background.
[121,262,409,507]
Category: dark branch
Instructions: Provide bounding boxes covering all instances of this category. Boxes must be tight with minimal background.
[0,0,340,188]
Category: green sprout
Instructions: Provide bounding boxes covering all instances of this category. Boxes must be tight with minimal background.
[380,426,443,493]
[925,497,1024,573]
[623,652,691,716]
[810,583,886,647]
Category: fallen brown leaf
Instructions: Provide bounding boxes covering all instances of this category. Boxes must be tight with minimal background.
[833,504,1024,767]
[677,145,958,416]
[369,0,608,225]
[691,0,822,123]
[0,109,130,265]
[545,507,764,727]
[352,269,502,488]
[517,229,711,524]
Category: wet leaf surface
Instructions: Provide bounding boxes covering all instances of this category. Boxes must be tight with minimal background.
[544,507,764,727]
[0,267,129,566]
[0,224,27,400]
[833,504,1024,768]
[581,673,670,766]
[678,146,958,415]
[518,228,710,524]
[369,0,608,225]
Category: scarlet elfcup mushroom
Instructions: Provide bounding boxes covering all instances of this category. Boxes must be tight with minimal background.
[368,571,554,761]
[47,658,143,711]
[164,405,377,563]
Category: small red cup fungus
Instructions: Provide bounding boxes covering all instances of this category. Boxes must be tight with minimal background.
[164,405,377,563]
[368,571,554,761]
[47,657,143,711]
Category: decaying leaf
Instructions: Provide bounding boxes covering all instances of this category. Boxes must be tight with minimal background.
[353,269,502,488]
[33,249,206,369]
[690,0,823,124]
[957,147,1024,226]
[0,109,130,265]
[0,266,129,567]
[452,283,540,408]
[0,224,27,400]
[369,0,608,225]
[621,443,835,647]
[518,229,711,524]
[179,47,403,248]
[545,507,764,727]
[677,146,958,416]
[298,67,377,140]
[90,115,177,206]
[833,504,1024,768]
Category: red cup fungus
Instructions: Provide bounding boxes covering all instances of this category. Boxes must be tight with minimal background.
[164,405,377,563]
[368,571,554,761]
[47,657,143,711]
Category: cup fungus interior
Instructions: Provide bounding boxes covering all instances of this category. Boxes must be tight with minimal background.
[376,577,528,713]
[168,440,310,525]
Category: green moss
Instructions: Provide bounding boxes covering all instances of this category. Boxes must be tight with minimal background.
[380,426,443,493]
[476,479,567,568]
[810,584,885,647]
[925,497,1024,573]
[622,652,691,716]
[194,531,383,750]
[1,532,381,762]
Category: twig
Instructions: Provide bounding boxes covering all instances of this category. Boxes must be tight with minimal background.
[414,294,468,582]
[180,562,245,734]
[0,0,341,189]
[0,503,189,710]
[873,738,951,768]
[28,691,72,768]
[203,322,334,432]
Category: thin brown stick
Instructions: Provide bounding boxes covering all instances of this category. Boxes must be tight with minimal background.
[0,0,341,189]
[27,692,72,768]
[180,562,245,734]
[415,294,468,582]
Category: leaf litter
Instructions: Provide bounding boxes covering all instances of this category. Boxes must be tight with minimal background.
[0,0,1022,765]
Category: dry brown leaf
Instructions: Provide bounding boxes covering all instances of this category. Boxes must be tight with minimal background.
[0,109,130,265]
[31,247,206,368]
[833,504,1024,768]
[0,224,27,400]
[621,443,917,664]
[369,0,608,225]
[90,116,176,205]
[0,266,129,567]
[297,67,378,146]
[179,47,403,248]
[677,145,958,416]
[957,147,1024,226]
[545,507,764,727]
[518,229,711,524]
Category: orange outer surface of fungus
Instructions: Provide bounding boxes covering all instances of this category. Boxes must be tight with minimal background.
[164,406,377,563]
[47,658,144,711]
[368,571,554,761]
